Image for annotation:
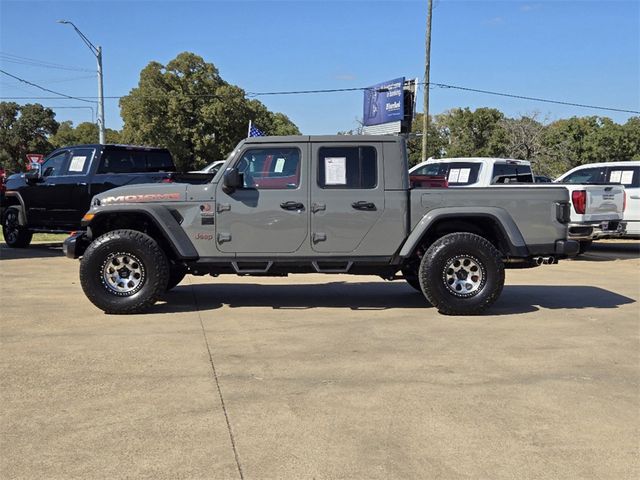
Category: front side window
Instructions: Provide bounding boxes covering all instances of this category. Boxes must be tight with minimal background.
[235,148,301,189]
[561,167,605,184]
[317,146,377,189]
[41,151,69,177]
[412,164,442,176]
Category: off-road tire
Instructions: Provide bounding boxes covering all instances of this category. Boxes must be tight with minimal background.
[79,229,169,314]
[2,207,32,248]
[419,232,505,315]
[401,267,422,292]
[578,240,592,255]
[166,264,187,291]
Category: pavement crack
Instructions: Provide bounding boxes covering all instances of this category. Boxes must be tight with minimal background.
[189,281,245,480]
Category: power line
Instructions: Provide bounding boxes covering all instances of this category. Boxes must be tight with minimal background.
[0,74,637,115]
[429,82,640,115]
[0,52,93,72]
[0,69,95,104]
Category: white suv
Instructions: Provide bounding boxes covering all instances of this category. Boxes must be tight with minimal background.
[556,161,640,238]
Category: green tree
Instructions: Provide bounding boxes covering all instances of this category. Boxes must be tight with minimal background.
[50,121,121,148]
[437,107,508,158]
[0,102,58,172]
[623,116,640,160]
[407,113,447,167]
[120,52,299,171]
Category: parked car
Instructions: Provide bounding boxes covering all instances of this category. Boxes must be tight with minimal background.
[556,161,639,239]
[1,144,214,248]
[64,135,578,315]
[409,157,534,186]
[197,160,226,175]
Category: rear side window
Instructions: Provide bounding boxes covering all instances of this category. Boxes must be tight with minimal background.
[317,146,377,189]
[561,167,606,184]
[67,148,95,175]
[98,150,146,173]
[98,150,174,174]
[607,166,639,188]
[491,163,534,184]
[146,151,175,172]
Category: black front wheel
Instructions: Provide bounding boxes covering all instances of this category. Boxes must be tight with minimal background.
[419,233,505,315]
[79,229,170,314]
[2,207,32,248]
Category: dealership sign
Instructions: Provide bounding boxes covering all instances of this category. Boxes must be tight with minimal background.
[362,77,405,127]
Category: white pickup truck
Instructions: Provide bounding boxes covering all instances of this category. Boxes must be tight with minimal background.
[556,161,638,240]
[410,157,626,253]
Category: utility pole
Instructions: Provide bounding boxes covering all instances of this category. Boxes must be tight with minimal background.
[96,46,105,144]
[58,20,106,144]
[422,0,433,162]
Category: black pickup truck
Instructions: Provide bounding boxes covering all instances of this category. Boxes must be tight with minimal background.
[1,144,213,247]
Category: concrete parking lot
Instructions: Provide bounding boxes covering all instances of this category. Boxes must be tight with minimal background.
[1,241,639,479]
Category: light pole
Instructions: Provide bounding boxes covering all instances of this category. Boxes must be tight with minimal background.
[57,20,105,144]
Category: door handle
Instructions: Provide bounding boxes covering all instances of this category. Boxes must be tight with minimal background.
[311,202,326,213]
[280,201,304,211]
[630,195,640,199]
[351,201,376,211]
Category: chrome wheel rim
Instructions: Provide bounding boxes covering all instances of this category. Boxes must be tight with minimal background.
[101,252,145,296]
[442,255,485,297]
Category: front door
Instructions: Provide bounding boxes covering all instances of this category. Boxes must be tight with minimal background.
[310,143,384,253]
[21,150,71,227]
[215,144,308,253]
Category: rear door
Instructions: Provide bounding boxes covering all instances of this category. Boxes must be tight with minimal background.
[52,147,95,226]
[214,143,308,253]
[310,142,384,253]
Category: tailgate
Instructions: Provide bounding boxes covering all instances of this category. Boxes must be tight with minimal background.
[581,185,625,221]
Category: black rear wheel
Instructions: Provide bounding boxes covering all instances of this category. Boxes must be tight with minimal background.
[80,229,169,314]
[419,232,505,315]
[2,207,32,248]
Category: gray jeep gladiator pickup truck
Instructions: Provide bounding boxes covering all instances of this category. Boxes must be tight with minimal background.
[64,135,578,315]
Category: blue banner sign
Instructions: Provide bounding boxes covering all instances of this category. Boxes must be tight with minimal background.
[363,77,405,126]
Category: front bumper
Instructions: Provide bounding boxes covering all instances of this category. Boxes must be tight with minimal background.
[568,221,626,241]
[63,231,90,259]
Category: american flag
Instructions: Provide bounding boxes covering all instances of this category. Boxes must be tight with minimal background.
[249,124,266,137]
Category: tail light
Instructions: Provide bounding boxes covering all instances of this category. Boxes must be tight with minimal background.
[572,190,586,214]
[161,177,174,183]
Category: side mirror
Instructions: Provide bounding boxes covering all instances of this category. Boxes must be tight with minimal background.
[222,168,243,194]
[24,169,42,184]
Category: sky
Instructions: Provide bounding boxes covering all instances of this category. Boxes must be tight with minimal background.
[1,0,639,135]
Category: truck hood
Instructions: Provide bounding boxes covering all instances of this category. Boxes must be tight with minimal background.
[95,183,188,206]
